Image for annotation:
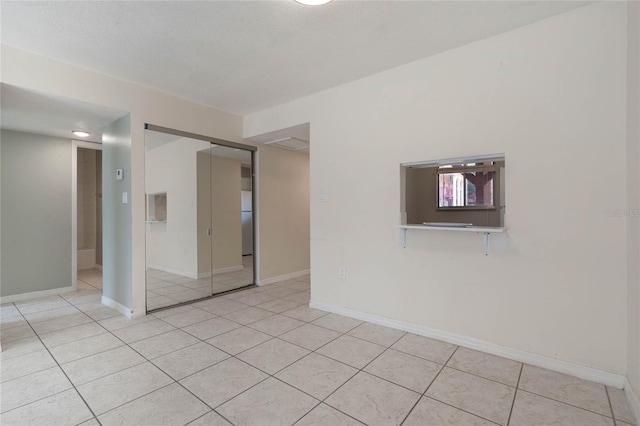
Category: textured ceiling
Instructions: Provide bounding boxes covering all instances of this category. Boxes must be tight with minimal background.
[1,1,590,115]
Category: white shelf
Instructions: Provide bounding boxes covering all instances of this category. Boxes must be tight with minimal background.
[395,224,506,255]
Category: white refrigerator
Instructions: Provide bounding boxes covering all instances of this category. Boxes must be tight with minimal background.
[241,191,253,255]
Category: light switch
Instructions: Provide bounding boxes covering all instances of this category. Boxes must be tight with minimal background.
[122,192,128,204]
[320,191,329,202]
[116,169,124,180]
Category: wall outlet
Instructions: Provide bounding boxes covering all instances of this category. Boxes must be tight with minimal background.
[338,267,346,279]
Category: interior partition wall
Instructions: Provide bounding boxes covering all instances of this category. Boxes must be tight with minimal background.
[144,124,256,312]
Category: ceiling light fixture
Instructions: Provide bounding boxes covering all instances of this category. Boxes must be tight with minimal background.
[72,130,91,137]
[294,0,332,5]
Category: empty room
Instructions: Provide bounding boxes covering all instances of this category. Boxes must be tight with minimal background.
[1,1,639,426]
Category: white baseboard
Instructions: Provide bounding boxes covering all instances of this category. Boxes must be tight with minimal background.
[1,286,75,304]
[258,269,310,286]
[101,296,133,319]
[626,378,640,425]
[309,300,627,388]
[198,265,244,279]
[147,265,198,280]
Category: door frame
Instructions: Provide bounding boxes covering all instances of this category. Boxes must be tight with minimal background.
[71,140,103,290]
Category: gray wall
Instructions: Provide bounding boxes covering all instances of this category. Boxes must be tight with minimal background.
[406,165,503,227]
[0,129,72,297]
[102,115,132,308]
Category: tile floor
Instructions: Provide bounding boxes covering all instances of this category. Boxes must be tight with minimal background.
[1,273,637,426]
[146,256,254,310]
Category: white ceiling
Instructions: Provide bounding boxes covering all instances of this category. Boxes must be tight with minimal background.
[1,1,591,116]
[1,84,128,143]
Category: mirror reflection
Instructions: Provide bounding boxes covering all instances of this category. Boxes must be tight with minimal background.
[144,128,254,311]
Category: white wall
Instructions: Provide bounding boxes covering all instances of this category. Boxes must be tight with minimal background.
[626,0,640,409]
[1,45,243,316]
[257,144,310,281]
[0,130,73,297]
[245,3,628,374]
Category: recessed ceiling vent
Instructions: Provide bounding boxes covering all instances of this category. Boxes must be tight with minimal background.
[264,136,309,152]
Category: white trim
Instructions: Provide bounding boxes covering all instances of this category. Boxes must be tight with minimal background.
[259,269,311,286]
[309,300,626,388]
[101,296,135,319]
[625,378,640,425]
[0,286,75,304]
[197,265,244,279]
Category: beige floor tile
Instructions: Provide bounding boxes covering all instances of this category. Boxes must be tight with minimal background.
[30,311,93,334]
[279,323,341,351]
[49,332,124,364]
[1,367,72,413]
[197,300,249,316]
[85,307,121,321]
[217,377,318,426]
[260,287,302,299]
[255,298,301,314]
[77,362,173,415]
[0,388,93,426]
[317,335,386,369]
[296,403,364,426]
[39,322,105,347]
[237,338,310,374]
[152,341,230,380]
[519,365,611,416]
[426,367,515,425]
[179,358,268,408]
[326,371,420,426]
[61,345,146,386]
[404,396,496,426]
[248,314,305,336]
[182,317,242,340]
[311,313,363,334]
[276,353,358,400]
[447,347,522,387]
[78,418,101,426]
[0,336,45,360]
[1,304,21,319]
[188,411,233,426]
[391,333,457,365]
[607,386,636,424]
[283,291,311,304]
[206,327,272,355]
[22,305,79,323]
[98,383,210,426]
[151,304,197,318]
[0,315,28,330]
[347,322,406,347]
[0,349,57,383]
[223,306,274,325]
[111,319,176,344]
[281,305,328,322]
[234,293,276,306]
[364,348,441,393]
[15,298,71,315]
[510,390,614,426]
[170,289,211,303]
[129,329,200,359]
[98,314,155,331]
[159,309,216,328]
[0,324,36,343]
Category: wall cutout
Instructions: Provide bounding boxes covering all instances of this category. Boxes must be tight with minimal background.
[401,154,505,227]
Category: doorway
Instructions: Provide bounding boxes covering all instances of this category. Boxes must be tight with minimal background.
[144,125,257,312]
[74,143,103,292]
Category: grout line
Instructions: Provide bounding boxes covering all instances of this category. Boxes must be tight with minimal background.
[517,388,616,420]
[506,363,524,425]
